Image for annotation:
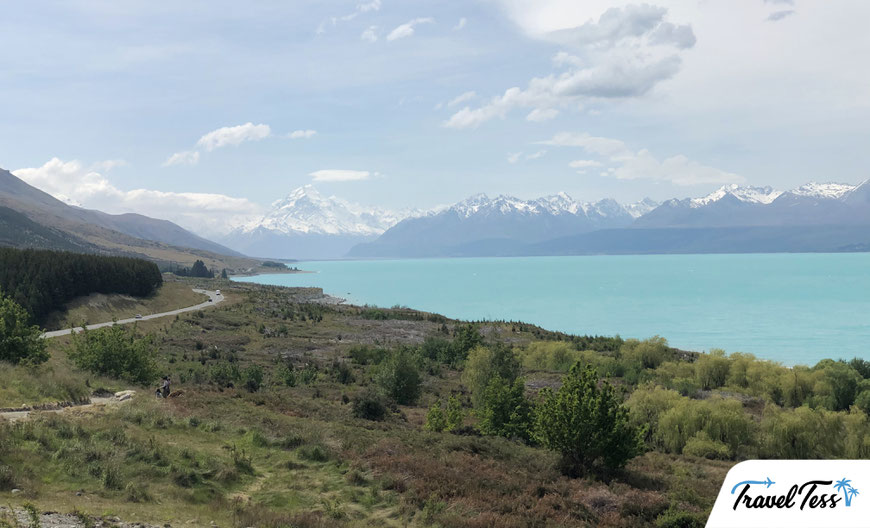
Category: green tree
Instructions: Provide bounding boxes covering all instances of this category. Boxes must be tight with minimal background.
[376,347,422,405]
[0,289,48,365]
[478,376,533,442]
[68,325,158,384]
[534,363,645,476]
[462,344,521,409]
[425,400,447,432]
[445,394,465,431]
[242,365,264,392]
[220,269,229,279]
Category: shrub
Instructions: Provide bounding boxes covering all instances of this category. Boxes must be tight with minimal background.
[376,347,422,405]
[462,344,521,409]
[298,444,330,462]
[682,431,731,459]
[445,394,465,431]
[534,363,645,476]
[478,376,533,442]
[694,349,730,390]
[425,400,447,432]
[68,325,158,384]
[0,289,49,365]
[331,360,355,384]
[348,345,387,365]
[352,391,388,421]
[276,363,297,387]
[210,361,240,387]
[242,365,264,392]
[620,337,673,370]
[655,508,705,528]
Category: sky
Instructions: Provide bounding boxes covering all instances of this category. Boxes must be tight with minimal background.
[2,0,869,237]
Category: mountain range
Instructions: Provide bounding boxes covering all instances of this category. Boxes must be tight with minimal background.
[347,180,870,258]
[4,164,869,261]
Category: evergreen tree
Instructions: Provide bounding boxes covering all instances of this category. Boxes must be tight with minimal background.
[0,289,48,365]
[535,363,645,476]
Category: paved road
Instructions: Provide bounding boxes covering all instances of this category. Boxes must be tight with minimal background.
[42,288,224,338]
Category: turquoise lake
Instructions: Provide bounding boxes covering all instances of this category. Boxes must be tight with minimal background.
[234,253,870,366]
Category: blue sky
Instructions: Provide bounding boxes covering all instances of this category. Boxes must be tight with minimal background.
[2,0,869,236]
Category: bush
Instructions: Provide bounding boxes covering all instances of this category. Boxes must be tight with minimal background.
[331,360,355,384]
[210,361,240,387]
[68,325,158,384]
[376,347,422,405]
[425,400,447,432]
[0,290,48,365]
[352,391,388,421]
[276,363,297,387]
[682,431,731,459]
[694,349,730,390]
[348,345,387,365]
[242,365,264,392]
[478,376,533,442]
[620,337,673,370]
[462,344,521,409]
[535,363,645,476]
[445,394,465,431]
[655,508,705,528]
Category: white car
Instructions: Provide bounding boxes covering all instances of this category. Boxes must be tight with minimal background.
[135,314,142,319]
[215,290,221,296]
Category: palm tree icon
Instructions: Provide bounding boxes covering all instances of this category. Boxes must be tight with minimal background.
[835,478,859,507]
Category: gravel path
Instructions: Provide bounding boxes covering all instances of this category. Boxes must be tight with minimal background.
[42,289,223,339]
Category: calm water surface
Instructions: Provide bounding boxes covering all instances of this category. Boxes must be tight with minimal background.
[234,254,870,366]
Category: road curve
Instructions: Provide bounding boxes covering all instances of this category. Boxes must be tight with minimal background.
[42,289,224,339]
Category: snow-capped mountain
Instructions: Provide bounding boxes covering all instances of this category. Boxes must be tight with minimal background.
[237,185,414,237]
[220,185,420,259]
[348,192,657,258]
[789,182,857,199]
[689,184,782,207]
[637,180,870,229]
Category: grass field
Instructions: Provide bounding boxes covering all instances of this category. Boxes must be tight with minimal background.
[0,278,735,527]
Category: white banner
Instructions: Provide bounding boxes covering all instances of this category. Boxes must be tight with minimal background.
[707,460,869,528]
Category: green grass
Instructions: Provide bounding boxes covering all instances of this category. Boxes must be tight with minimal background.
[44,281,209,331]
[0,279,732,527]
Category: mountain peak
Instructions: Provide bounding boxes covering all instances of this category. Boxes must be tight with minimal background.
[789,181,857,199]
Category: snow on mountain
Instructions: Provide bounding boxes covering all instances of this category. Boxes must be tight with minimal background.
[789,182,857,199]
[237,185,418,237]
[690,184,783,207]
[624,198,660,218]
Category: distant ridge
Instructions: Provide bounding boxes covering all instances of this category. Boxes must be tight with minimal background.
[0,167,255,269]
[349,181,870,258]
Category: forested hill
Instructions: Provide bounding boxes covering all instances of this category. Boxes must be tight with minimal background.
[0,247,162,325]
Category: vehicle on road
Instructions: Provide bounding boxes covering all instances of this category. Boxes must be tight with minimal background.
[135,314,142,319]
[215,290,221,295]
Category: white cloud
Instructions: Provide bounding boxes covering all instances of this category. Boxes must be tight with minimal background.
[361,26,378,42]
[447,91,476,107]
[309,169,371,182]
[444,5,693,129]
[289,129,317,139]
[357,0,381,13]
[454,17,467,30]
[196,122,271,151]
[526,108,559,122]
[767,10,794,21]
[91,159,128,172]
[13,158,261,235]
[507,150,547,163]
[542,132,743,186]
[569,159,603,169]
[387,18,435,41]
[162,150,200,167]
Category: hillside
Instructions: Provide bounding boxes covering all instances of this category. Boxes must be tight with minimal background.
[0,168,265,271]
[4,278,870,526]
